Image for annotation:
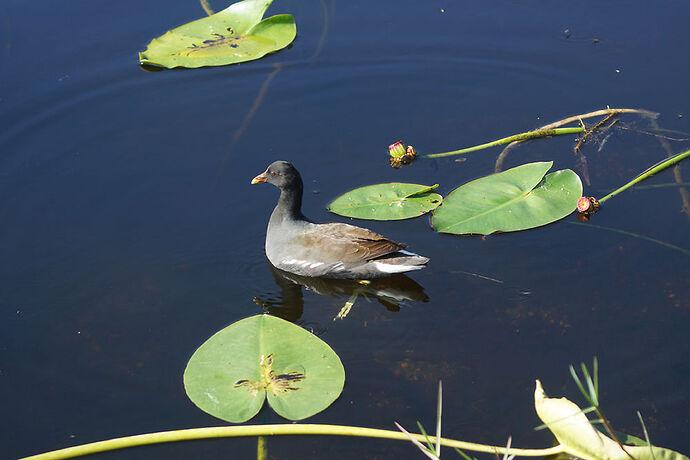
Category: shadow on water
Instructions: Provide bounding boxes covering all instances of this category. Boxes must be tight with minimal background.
[254,260,429,322]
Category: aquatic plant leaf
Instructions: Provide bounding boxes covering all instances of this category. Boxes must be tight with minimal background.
[328,183,443,220]
[184,315,344,422]
[431,162,582,235]
[138,0,296,69]
[535,380,688,460]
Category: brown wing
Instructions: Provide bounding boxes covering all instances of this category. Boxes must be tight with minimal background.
[296,222,406,264]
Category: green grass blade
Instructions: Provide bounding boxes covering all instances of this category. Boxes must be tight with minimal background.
[396,422,440,460]
[436,381,442,456]
[569,365,595,406]
[580,363,598,406]
[454,448,476,460]
[592,357,599,405]
[417,422,435,452]
[637,411,657,460]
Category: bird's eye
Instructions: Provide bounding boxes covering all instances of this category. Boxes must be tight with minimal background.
[270,172,276,176]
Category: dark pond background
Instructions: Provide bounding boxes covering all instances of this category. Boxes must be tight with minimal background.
[2,0,689,458]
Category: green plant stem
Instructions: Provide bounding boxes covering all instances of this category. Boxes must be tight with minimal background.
[598,148,690,203]
[425,127,584,158]
[593,407,635,460]
[257,435,267,460]
[566,221,690,256]
[435,381,442,456]
[604,182,690,191]
[493,108,659,172]
[20,424,565,460]
[199,0,214,15]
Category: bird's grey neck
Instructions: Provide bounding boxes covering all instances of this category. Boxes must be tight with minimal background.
[273,187,304,222]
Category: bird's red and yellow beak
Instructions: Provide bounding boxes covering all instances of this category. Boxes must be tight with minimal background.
[251,170,268,184]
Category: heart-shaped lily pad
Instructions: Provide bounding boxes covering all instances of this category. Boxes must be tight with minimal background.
[432,162,582,235]
[328,183,443,220]
[184,315,344,423]
[139,0,296,69]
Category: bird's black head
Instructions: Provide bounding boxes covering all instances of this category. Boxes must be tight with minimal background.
[251,160,303,191]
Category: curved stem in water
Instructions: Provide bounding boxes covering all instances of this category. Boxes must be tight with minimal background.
[20,424,564,460]
[425,127,583,159]
[494,108,658,172]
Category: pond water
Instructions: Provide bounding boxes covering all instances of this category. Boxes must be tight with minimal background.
[2,0,689,458]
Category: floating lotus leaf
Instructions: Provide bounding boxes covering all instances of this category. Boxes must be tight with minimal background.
[184,315,344,423]
[432,161,582,235]
[139,0,296,69]
[535,380,688,460]
[328,183,442,220]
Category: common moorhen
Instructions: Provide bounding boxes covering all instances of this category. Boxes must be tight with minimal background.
[251,161,429,279]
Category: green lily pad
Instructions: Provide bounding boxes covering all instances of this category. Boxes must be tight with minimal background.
[535,380,688,460]
[184,315,345,423]
[139,0,296,69]
[328,183,443,220]
[432,161,582,235]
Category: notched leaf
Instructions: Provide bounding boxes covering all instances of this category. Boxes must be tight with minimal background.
[432,162,582,235]
[184,315,344,423]
[328,183,443,220]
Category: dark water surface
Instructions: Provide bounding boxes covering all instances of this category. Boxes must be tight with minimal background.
[2,0,689,458]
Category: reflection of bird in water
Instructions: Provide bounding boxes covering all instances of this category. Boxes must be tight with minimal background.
[254,261,429,322]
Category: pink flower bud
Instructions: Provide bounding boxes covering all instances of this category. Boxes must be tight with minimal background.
[577,197,591,213]
[389,141,406,159]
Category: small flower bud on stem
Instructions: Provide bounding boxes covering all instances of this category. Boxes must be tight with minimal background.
[576,196,600,221]
[388,141,417,168]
